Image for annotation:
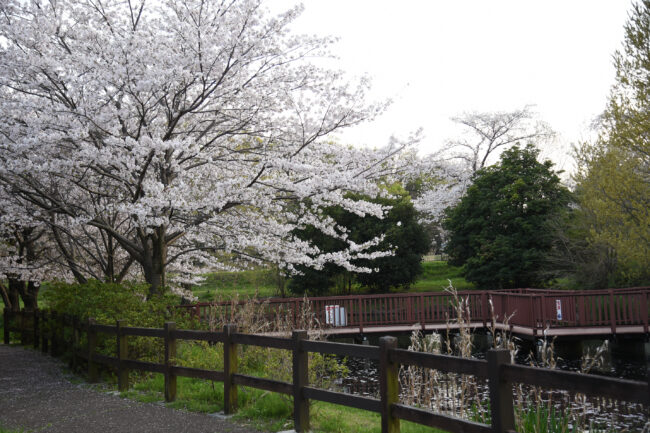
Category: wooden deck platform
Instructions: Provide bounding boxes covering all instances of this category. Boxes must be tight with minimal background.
[183,287,650,340]
[318,322,647,339]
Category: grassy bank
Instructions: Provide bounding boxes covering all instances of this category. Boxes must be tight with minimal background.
[124,372,443,433]
[411,261,473,291]
[112,338,444,433]
[192,268,278,301]
[192,261,472,301]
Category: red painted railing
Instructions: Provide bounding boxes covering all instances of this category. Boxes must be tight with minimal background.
[180,287,650,336]
[493,287,650,335]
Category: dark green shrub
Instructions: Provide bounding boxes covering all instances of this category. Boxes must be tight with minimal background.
[42,280,196,365]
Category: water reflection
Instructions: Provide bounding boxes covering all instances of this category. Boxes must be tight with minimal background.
[330,335,649,432]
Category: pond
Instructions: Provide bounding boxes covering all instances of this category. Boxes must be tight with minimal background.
[329,332,649,432]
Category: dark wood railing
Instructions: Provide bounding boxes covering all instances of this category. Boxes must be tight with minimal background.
[3,308,649,433]
[181,287,650,337]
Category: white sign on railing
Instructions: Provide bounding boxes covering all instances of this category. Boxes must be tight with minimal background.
[325,305,347,327]
[556,299,562,321]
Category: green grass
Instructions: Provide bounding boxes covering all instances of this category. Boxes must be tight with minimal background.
[308,402,444,433]
[0,425,25,433]
[411,261,473,292]
[121,371,443,433]
[192,261,473,300]
[116,339,442,433]
[192,268,278,301]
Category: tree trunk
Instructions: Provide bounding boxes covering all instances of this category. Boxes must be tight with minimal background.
[142,228,168,298]
[7,279,23,312]
[0,282,20,312]
[106,233,115,283]
[0,284,10,309]
[18,281,39,311]
[276,266,286,298]
[51,224,88,284]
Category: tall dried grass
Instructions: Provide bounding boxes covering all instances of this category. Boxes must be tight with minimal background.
[400,284,487,420]
[399,284,643,433]
[199,293,345,392]
[205,293,321,336]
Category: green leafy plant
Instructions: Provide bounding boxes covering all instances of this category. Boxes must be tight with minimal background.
[444,145,571,289]
[41,280,196,367]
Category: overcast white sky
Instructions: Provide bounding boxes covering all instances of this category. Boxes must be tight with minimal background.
[270,0,633,172]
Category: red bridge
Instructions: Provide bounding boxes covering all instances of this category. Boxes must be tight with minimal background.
[183,287,650,339]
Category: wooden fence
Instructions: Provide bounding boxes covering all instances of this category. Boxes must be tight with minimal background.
[3,308,649,433]
[181,287,650,337]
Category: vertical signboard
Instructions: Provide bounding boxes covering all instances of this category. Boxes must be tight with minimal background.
[325,305,347,327]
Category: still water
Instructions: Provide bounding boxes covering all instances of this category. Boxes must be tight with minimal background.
[330,333,649,432]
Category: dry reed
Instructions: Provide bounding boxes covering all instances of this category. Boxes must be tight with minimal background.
[399,284,645,432]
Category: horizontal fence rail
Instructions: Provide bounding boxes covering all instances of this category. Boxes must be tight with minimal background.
[2,308,649,433]
[180,287,650,338]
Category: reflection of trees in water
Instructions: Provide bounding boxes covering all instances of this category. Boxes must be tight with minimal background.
[338,357,379,398]
[333,348,649,431]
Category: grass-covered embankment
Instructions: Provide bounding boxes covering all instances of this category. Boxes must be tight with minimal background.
[411,261,473,292]
[192,268,278,301]
[125,369,444,433]
[192,261,473,301]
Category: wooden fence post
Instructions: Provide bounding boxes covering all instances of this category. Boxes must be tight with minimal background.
[50,311,59,356]
[3,308,9,344]
[164,322,177,402]
[358,297,364,334]
[33,309,40,349]
[646,350,650,409]
[642,291,649,335]
[379,336,399,433]
[609,289,617,335]
[20,309,26,346]
[481,292,488,329]
[116,320,129,392]
[292,330,309,433]
[223,324,238,414]
[293,299,299,329]
[528,296,535,336]
[71,316,79,370]
[487,349,515,433]
[41,310,49,353]
[87,318,98,383]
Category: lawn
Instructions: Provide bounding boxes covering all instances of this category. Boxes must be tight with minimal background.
[192,268,278,301]
[411,261,474,292]
[191,261,473,301]
[126,372,444,433]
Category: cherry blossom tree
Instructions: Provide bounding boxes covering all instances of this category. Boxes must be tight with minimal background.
[411,159,471,225]
[413,107,554,227]
[0,0,414,296]
[0,187,57,311]
[443,106,554,174]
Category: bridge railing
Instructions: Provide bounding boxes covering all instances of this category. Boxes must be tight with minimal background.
[3,308,649,433]
[181,287,650,335]
[489,289,650,335]
[180,290,491,332]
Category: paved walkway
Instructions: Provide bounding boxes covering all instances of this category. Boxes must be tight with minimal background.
[0,345,261,433]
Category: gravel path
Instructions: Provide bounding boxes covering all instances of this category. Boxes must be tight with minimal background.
[0,345,262,433]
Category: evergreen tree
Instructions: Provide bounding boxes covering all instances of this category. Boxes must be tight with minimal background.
[444,145,571,289]
[289,185,430,295]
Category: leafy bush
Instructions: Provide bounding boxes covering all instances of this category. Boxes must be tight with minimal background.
[42,280,190,326]
[42,280,196,364]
